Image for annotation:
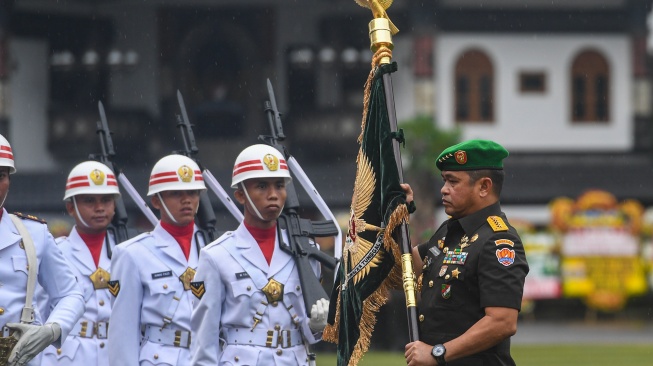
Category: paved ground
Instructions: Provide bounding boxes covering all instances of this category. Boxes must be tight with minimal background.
[514,321,653,344]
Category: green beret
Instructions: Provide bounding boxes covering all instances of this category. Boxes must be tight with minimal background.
[436,139,509,171]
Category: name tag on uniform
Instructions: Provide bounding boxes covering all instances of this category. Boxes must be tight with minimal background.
[151,271,173,279]
[236,272,250,280]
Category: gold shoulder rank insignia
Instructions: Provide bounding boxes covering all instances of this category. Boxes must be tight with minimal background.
[12,212,47,224]
[487,216,508,232]
[108,280,120,297]
[190,281,205,300]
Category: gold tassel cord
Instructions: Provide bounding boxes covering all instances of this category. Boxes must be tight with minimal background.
[358,45,393,145]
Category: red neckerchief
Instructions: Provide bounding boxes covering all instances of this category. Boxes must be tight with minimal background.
[245,222,276,265]
[161,221,194,261]
[78,231,106,268]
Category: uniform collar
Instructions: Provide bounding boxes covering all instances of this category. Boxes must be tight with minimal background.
[456,201,503,235]
[0,208,24,251]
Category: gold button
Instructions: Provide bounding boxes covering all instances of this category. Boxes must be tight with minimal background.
[419,314,424,322]
[0,308,4,315]
[296,285,301,291]
[274,324,280,331]
[99,300,105,306]
[247,286,251,291]
[234,356,239,362]
[57,349,62,355]
[19,241,24,249]
[428,280,434,288]
[163,284,168,289]
[276,349,283,356]
[154,354,159,360]
[445,275,450,280]
[100,342,105,348]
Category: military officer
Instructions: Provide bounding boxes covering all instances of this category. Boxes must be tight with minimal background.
[108,154,207,365]
[404,140,529,366]
[39,161,120,366]
[191,144,329,366]
[0,134,85,366]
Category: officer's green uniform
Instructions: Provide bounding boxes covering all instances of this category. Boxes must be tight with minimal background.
[416,140,529,366]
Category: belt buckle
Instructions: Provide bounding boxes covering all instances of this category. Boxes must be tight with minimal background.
[173,330,190,348]
[265,330,278,348]
[280,330,292,348]
[79,321,90,338]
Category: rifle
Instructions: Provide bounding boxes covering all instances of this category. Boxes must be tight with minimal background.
[174,90,243,246]
[260,79,340,315]
[90,101,159,247]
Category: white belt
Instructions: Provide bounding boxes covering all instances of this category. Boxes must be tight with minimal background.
[224,328,303,349]
[71,321,109,339]
[142,325,191,349]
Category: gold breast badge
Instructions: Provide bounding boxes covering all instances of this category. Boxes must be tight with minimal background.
[179,267,197,291]
[460,233,478,250]
[261,278,284,305]
[89,268,111,290]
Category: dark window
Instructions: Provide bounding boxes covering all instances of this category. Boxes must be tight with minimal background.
[520,72,546,93]
[570,50,610,122]
[454,49,494,123]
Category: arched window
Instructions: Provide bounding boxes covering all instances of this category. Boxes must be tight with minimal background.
[454,49,494,123]
[571,50,610,122]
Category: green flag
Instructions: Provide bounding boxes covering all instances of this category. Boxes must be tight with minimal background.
[324,62,410,366]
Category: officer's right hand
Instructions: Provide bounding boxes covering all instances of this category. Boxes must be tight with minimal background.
[6,322,60,366]
[400,183,414,204]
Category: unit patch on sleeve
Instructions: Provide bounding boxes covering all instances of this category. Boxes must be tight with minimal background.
[108,280,120,297]
[487,216,509,232]
[190,281,205,300]
[494,239,514,247]
[496,248,516,267]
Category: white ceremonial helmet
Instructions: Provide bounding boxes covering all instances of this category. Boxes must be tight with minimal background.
[231,144,291,188]
[147,154,207,196]
[63,161,121,201]
[0,134,16,174]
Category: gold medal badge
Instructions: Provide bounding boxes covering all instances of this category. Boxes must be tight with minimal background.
[89,268,111,290]
[261,278,284,305]
[263,153,279,171]
[177,165,194,183]
[89,169,105,185]
[455,150,467,165]
[179,267,197,291]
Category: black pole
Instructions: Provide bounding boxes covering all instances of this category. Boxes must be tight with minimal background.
[383,72,420,342]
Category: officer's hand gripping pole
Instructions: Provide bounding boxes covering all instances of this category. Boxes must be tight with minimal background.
[174,90,243,246]
[260,79,340,315]
[91,101,158,246]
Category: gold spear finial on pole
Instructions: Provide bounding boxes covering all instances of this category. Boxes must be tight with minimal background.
[355,0,399,35]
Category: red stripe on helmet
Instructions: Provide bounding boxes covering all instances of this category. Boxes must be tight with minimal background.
[234,159,261,169]
[0,152,14,160]
[107,181,118,186]
[66,182,90,190]
[233,165,264,177]
[150,171,178,179]
[149,177,180,186]
[0,145,12,152]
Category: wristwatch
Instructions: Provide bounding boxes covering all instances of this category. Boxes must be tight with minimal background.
[431,344,447,365]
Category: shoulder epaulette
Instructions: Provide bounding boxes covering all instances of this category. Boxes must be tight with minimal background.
[205,231,234,250]
[487,216,508,232]
[13,212,47,224]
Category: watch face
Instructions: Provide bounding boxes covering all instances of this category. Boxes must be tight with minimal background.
[433,345,445,357]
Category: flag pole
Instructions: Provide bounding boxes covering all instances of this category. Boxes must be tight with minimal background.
[368,16,420,343]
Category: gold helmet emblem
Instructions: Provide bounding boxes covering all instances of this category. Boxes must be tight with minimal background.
[177,165,194,183]
[89,169,105,185]
[263,153,279,171]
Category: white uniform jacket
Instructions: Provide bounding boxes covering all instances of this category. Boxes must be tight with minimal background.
[108,222,203,366]
[191,223,322,366]
[40,227,117,366]
[0,209,85,366]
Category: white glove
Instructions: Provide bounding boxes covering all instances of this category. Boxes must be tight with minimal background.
[6,322,61,366]
[308,298,329,333]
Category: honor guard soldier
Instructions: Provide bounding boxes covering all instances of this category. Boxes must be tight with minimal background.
[404,140,529,366]
[39,161,121,366]
[191,144,329,366]
[108,154,207,365]
[0,134,85,366]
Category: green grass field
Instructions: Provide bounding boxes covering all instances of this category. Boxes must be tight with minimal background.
[317,345,653,365]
